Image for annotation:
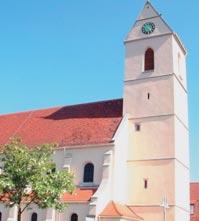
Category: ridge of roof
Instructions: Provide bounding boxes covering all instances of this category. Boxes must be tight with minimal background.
[0,98,123,118]
[100,201,143,220]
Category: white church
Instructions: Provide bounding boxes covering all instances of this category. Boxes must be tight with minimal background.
[0,1,190,221]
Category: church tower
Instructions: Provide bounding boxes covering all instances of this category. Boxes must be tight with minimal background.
[123,2,190,221]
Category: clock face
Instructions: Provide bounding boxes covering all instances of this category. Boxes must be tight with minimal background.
[142,22,155,35]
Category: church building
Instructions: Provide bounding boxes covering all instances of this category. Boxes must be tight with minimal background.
[0,1,190,221]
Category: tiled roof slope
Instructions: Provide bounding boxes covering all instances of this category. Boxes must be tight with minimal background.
[99,201,143,220]
[0,99,123,148]
[190,183,199,221]
[62,188,97,203]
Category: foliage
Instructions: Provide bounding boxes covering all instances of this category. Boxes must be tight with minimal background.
[0,138,74,219]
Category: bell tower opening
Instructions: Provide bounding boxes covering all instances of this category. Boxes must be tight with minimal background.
[144,48,154,71]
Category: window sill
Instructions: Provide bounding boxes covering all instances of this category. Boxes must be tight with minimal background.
[142,70,154,74]
[79,182,97,188]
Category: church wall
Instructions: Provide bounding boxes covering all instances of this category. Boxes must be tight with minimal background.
[56,203,89,221]
[53,145,111,186]
[126,159,175,205]
[175,160,190,211]
[172,35,187,90]
[128,116,175,161]
[0,204,10,221]
[130,206,174,221]
[111,117,129,204]
[174,116,189,167]
[173,76,188,127]
[124,35,173,81]
[22,204,46,221]
[175,205,190,221]
[124,76,174,118]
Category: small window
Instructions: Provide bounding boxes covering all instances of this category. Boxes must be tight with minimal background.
[31,213,37,221]
[147,93,150,100]
[71,213,78,221]
[145,48,154,71]
[135,124,141,132]
[83,163,94,183]
[63,164,71,172]
[144,179,148,189]
[190,204,195,215]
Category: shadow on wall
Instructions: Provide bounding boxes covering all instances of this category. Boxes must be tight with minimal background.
[44,99,123,120]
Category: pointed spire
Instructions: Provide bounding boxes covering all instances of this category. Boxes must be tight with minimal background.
[137,1,160,20]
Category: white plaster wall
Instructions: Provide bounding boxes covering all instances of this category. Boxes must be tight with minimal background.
[56,203,89,221]
[172,36,187,89]
[174,117,189,167]
[53,146,111,186]
[128,116,175,161]
[175,206,190,221]
[175,160,190,211]
[124,76,174,118]
[173,76,188,127]
[124,35,173,81]
[126,160,175,205]
[111,117,129,204]
[22,204,46,221]
[0,204,10,221]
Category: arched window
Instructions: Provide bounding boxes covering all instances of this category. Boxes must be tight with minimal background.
[31,213,37,221]
[0,212,2,221]
[83,163,94,183]
[71,213,78,221]
[145,48,154,71]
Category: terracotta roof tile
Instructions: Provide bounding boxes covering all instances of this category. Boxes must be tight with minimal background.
[0,99,123,148]
[100,201,143,220]
[62,188,97,203]
[190,183,199,221]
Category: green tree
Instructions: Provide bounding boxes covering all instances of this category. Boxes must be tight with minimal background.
[0,138,74,221]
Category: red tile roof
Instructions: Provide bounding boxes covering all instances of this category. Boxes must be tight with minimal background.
[191,183,199,203]
[191,183,199,221]
[0,99,123,148]
[99,201,143,220]
[62,188,97,203]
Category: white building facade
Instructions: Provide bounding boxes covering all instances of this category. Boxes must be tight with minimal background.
[0,2,190,221]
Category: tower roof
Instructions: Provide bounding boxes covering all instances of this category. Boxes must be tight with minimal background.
[124,1,186,54]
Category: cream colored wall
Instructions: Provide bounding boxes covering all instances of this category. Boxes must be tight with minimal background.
[131,206,174,221]
[128,116,175,161]
[22,204,46,221]
[126,159,175,205]
[124,35,173,81]
[124,76,174,118]
[53,145,111,186]
[56,203,89,221]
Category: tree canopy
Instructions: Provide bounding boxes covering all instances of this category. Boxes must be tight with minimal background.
[0,138,75,221]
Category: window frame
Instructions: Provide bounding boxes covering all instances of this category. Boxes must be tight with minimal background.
[144,48,155,71]
[83,162,94,183]
[31,212,38,221]
[71,213,78,221]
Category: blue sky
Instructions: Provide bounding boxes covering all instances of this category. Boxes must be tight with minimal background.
[0,0,198,181]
